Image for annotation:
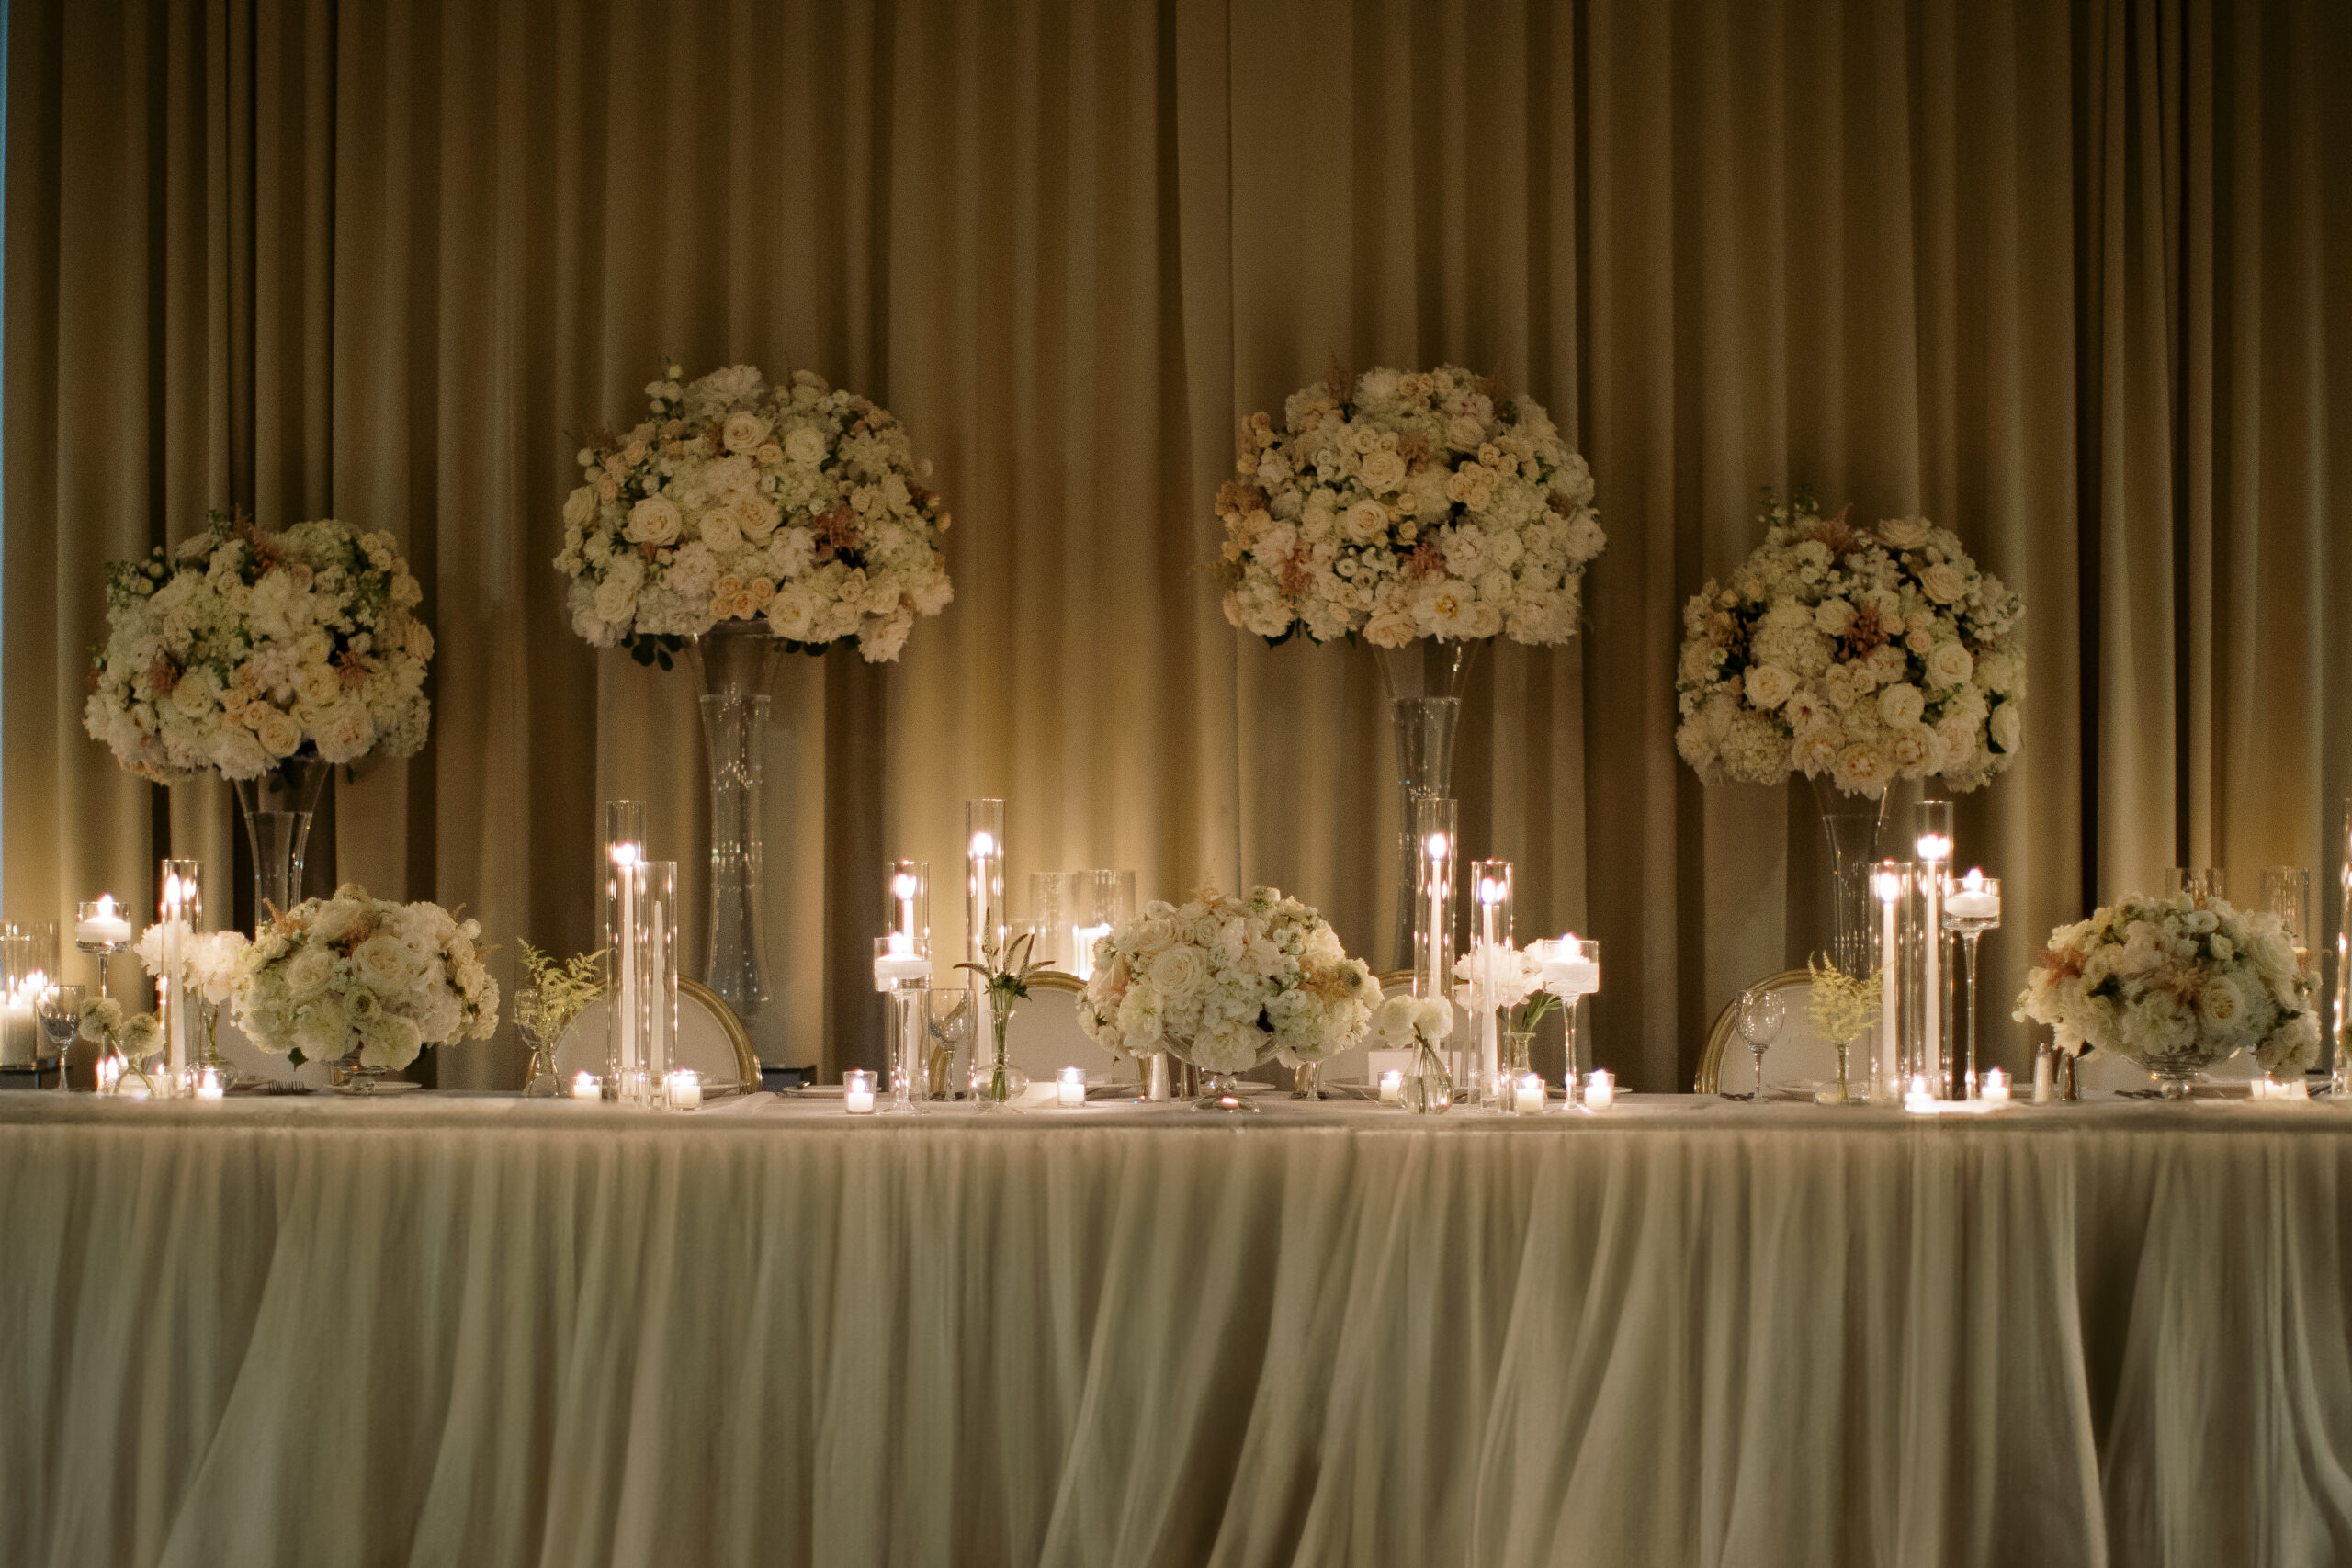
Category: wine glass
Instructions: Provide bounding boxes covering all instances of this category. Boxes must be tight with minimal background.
[1736,987,1786,1100]
[38,983,82,1090]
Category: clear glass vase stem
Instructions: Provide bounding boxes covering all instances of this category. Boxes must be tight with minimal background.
[232,756,329,933]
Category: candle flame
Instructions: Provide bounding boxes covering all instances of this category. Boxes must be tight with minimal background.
[1916,832,1952,862]
[1477,876,1505,905]
[892,872,920,900]
[969,831,997,859]
[610,842,641,867]
[1962,866,1986,892]
[1873,868,1904,901]
[1425,832,1450,860]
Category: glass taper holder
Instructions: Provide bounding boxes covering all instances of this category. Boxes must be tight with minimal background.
[156,860,203,1095]
[966,799,1007,1067]
[641,861,680,1105]
[1942,873,2002,1099]
[879,861,933,1113]
[604,801,646,1104]
[2336,799,2352,1094]
[1870,862,1914,1103]
[1411,797,1460,1104]
[75,897,135,1003]
[1467,860,1513,1110]
[1912,801,1953,1098]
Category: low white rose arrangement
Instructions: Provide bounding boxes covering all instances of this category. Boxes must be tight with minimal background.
[1078,886,1378,1075]
[85,513,433,783]
[1216,365,1604,647]
[2013,893,2320,1080]
[1674,489,2025,798]
[555,363,954,667]
[229,883,501,1072]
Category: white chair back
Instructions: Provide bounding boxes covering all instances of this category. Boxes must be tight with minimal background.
[998,976,1116,1083]
[1704,973,1854,1096]
[556,979,758,1093]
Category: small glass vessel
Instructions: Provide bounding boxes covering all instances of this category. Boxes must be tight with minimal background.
[970,1004,1027,1111]
[1399,1041,1453,1115]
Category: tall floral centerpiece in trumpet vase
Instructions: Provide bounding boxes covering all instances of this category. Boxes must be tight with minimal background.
[227,883,501,1090]
[2015,893,2320,1099]
[1079,886,1378,1111]
[1216,366,1605,967]
[556,364,955,1034]
[1674,490,2026,976]
[86,513,435,930]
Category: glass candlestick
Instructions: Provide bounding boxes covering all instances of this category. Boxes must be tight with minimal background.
[1411,798,1460,1103]
[604,801,646,1103]
[1912,801,1953,1098]
[1870,862,1912,1102]
[1467,860,1513,1111]
[877,859,934,1115]
[74,896,136,1003]
[156,860,203,1095]
[1942,871,2002,1099]
[641,861,680,1103]
[966,799,1007,1071]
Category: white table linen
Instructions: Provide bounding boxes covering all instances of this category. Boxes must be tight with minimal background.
[2,1093,2347,1567]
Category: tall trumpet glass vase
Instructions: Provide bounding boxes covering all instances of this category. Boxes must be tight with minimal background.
[1376,640,1483,972]
[694,624,784,1032]
[1808,773,1887,982]
[232,755,328,932]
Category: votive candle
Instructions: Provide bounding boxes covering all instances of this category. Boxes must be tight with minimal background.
[666,1068,703,1111]
[1514,1072,1545,1114]
[1583,1069,1614,1111]
[571,1071,601,1102]
[1981,1066,2010,1104]
[1378,1068,1404,1104]
[844,1069,876,1114]
[1057,1066,1086,1108]
[195,1066,224,1100]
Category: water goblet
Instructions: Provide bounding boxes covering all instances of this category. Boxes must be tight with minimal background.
[38,983,83,1090]
[1736,987,1786,1100]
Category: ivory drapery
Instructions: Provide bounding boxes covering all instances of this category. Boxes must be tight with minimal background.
[6,0,2346,1088]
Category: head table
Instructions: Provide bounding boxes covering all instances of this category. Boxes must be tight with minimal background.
[1,1089,2346,1568]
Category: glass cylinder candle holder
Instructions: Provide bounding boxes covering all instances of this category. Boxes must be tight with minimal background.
[1869,862,1914,1101]
[640,861,680,1103]
[1538,935,1601,1103]
[874,935,933,1113]
[2337,800,2352,1095]
[604,802,647,1101]
[0,929,37,1077]
[966,799,1007,1033]
[888,860,932,960]
[1911,802,1953,1097]
[1942,871,2002,1098]
[1069,869,1136,982]
[1412,798,1461,1100]
[1467,860,1513,1109]
[1025,871,1075,970]
[156,860,203,1093]
[2165,867,2226,906]
[2262,867,2313,977]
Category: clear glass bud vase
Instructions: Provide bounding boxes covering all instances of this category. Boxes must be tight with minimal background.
[1377,640,1484,971]
[694,625,785,1031]
[232,755,329,932]
[1809,773,1888,979]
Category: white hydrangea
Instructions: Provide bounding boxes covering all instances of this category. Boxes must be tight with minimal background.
[1216,366,1604,649]
[1079,886,1377,1073]
[554,364,953,664]
[2013,892,2320,1077]
[1674,491,2026,798]
[85,514,434,784]
[224,882,502,1071]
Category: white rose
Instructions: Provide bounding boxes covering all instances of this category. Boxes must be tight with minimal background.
[1876,682,1926,729]
[1878,517,1931,549]
[1925,639,1974,689]
[285,946,335,998]
[1743,664,1797,710]
[766,584,821,642]
[784,427,826,466]
[626,496,683,547]
[1360,449,1408,491]
[1919,562,1966,604]
[721,412,770,452]
[352,932,417,995]
[1837,743,1893,795]
[1988,702,2023,754]
[252,705,304,757]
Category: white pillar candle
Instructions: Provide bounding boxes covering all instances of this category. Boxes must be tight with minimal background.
[1057,1066,1086,1108]
[844,1070,876,1114]
[1981,1066,2010,1104]
[1584,1069,1614,1111]
[1514,1072,1546,1114]
[1378,1068,1403,1104]
[1873,865,1904,1092]
[2032,1053,2052,1104]
[1917,850,1949,1093]
[571,1071,601,1102]
[0,993,35,1068]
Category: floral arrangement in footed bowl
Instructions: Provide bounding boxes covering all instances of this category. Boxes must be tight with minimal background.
[555,362,955,666]
[229,883,501,1090]
[2013,892,2320,1099]
[1216,364,1604,649]
[1078,886,1378,1111]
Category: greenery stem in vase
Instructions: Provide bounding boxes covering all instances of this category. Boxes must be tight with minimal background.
[957,930,1046,1111]
[1804,955,1882,1104]
[516,942,605,1098]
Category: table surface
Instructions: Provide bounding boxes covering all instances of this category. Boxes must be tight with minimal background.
[5,1085,2349,1568]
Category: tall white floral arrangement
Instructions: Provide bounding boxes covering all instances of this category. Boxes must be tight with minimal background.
[2014,893,2319,1077]
[1216,365,1604,647]
[85,514,433,783]
[230,884,500,1070]
[1078,886,1378,1073]
[555,363,954,667]
[1674,490,2025,797]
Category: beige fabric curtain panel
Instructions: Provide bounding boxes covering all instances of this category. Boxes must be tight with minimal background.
[6,0,2346,1089]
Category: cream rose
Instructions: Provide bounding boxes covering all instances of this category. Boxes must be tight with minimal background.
[1360,449,1408,491]
[1148,943,1210,1000]
[1919,562,1966,604]
[1876,682,1926,729]
[1878,517,1931,549]
[1925,639,1974,689]
[784,427,826,466]
[721,412,771,452]
[626,496,683,547]
[1743,663,1797,710]
[352,932,419,995]
[252,705,304,758]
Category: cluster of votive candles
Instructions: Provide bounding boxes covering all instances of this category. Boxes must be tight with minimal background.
[569,1068,701,1111]
[1376,1066,1614,1111]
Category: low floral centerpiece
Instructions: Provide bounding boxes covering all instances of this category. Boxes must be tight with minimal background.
[229,883,500,1088]
[85,513,434,782]
[2013,893,2319,1099]
[1674,488,2025,798]
[1216,365,1604,649]
[1078,886,1377,1108]
[1374,991,1458,1115]
[555,363,955,667]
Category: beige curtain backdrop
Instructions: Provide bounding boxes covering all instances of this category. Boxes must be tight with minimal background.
[5,0,2346,1089]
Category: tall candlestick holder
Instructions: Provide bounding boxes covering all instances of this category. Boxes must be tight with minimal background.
[965,799,1007,1095]
[75,896,136,1003]
[877,861,933,1113]
[1538,936,1602,1105]
[156,860,202,1096]
[641,861,679,1105]
[1467,860,1513,1110]
[1912,801,1954,1098]
[1411,797,1461,1102]
[1870,862,1914,1103]
[604,801,646,1104]
[1943,870,2002,1099]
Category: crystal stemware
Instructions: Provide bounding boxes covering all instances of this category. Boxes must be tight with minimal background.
[1735,987,1786,1100]
[38,983,82,1090]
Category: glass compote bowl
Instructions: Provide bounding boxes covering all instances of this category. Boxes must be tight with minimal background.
[1735,987,1786,1101]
